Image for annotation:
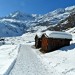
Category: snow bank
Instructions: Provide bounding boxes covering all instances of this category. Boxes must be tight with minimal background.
[0,45,20,75]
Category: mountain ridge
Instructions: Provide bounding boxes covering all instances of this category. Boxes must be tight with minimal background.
[0,5,75,37]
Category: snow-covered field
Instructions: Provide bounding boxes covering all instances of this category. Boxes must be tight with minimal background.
[40,44,75,75]
[0,30,75,75]
[0,32,35,75]
[8,32,75,75]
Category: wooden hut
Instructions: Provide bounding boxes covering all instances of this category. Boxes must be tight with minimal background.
[35,32,43,48]
[41,31,72,53]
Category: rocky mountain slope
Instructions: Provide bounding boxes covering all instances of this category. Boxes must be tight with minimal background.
[0,6,75,37]
[48,11,75,31]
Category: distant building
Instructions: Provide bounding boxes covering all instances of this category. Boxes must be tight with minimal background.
[35,31,72,53]
[0,38,5,45]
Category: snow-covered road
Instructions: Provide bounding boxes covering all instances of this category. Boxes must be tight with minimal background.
[9,45,51,75]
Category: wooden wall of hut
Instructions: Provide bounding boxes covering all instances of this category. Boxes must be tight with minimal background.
[35,35,41,48]
[41,36,71,53]
[41,35,48,53]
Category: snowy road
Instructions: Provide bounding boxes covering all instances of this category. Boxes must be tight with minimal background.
[9,45,51,75]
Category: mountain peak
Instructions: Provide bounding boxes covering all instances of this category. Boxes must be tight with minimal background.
[8,11,35,21]
[9,11,27,18]
[10,11,23,18]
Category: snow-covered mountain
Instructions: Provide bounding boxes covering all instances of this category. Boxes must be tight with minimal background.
[29,5,75,32]
[8,11,35,21]
[0,5,75,37]
[47,11,75,31]
[0,11,36,37]
[0,5,75,75]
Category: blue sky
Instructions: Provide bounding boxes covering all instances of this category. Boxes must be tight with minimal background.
[0,0,75,17]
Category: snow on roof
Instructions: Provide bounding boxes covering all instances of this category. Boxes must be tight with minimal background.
[45,31,72,39]
[36,32,43,38]
[36,31,72,39]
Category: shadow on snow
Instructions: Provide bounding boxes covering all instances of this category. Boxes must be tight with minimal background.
[60,43,75,51]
